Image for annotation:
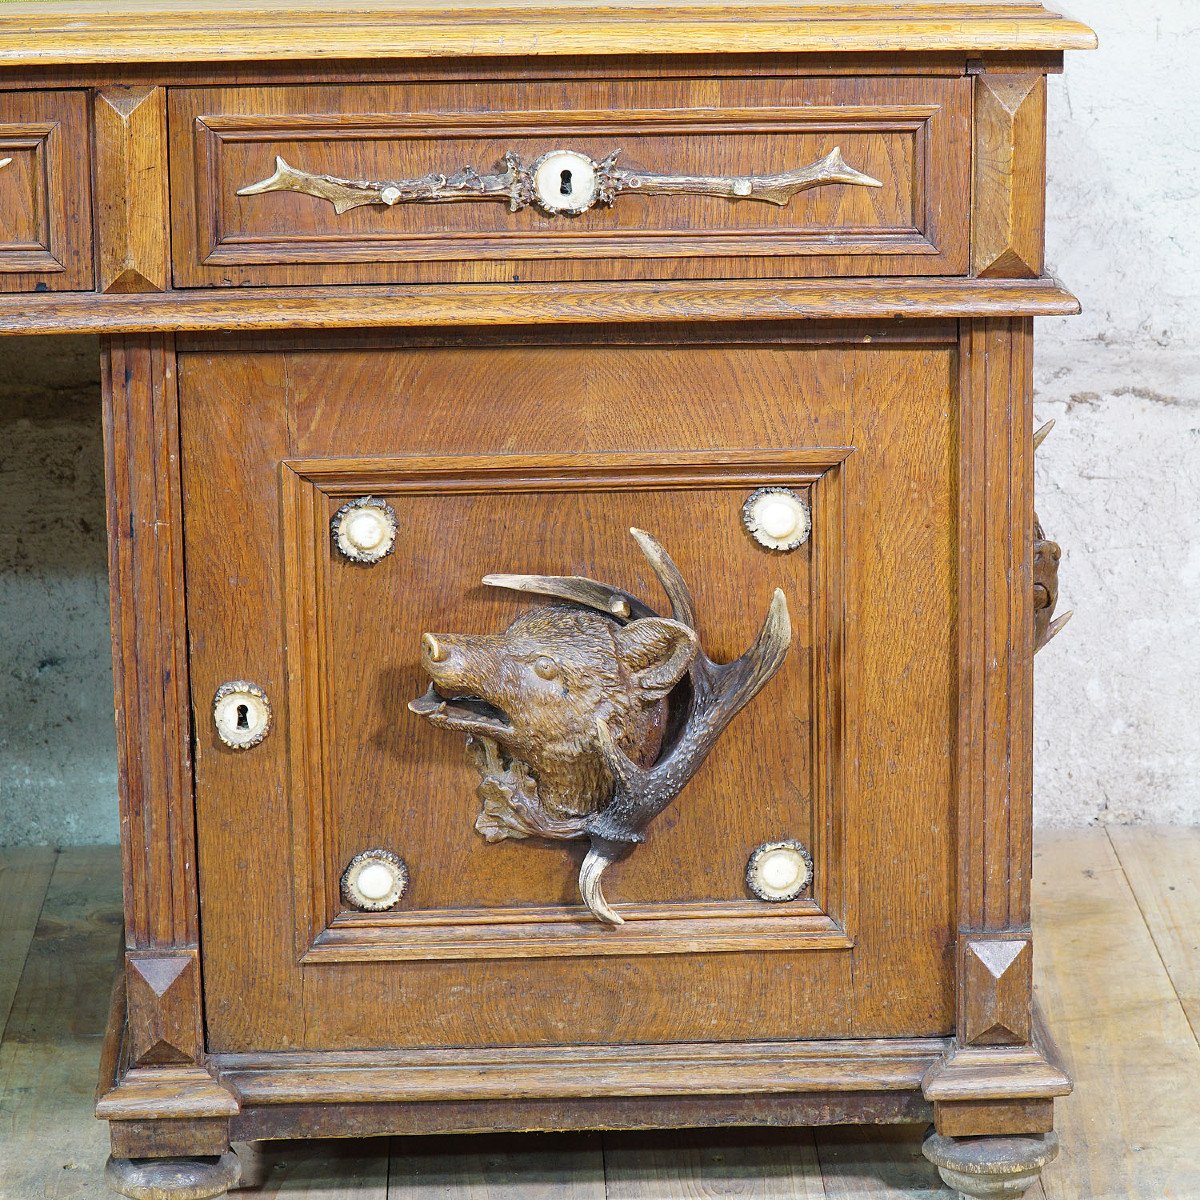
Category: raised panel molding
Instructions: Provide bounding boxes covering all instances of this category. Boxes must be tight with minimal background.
[280,448,852,963]
[125,950,203,1066]
[972,72,1047,278]
[95,86,170,293]
[962,935,1033,1046]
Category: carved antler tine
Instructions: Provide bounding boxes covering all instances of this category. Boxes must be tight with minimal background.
[236,155,292,196]
[822,146,884,189]
[482,573,654,623]
[1037,610,1073,653]
[1034,419,1056,451]
[707,589,792,723]
[629,528,698,628]
[579,845,625,926]
[576,721,648,924]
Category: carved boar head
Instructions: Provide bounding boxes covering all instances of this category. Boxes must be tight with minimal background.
[410,605,697,818]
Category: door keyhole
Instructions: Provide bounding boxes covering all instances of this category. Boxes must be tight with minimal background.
[235,703,250,730]
[560,169,573,196]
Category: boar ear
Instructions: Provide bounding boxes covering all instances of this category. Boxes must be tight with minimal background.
[615,617,698,701]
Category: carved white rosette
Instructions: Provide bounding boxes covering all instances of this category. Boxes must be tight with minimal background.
[331,496,398,564]
[742,487,811,552]
[745,839,813,902]
[341,848,409,911]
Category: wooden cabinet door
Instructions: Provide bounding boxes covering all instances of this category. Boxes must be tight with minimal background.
[179,323,958,1054]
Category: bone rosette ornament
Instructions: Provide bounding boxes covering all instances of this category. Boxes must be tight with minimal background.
[409,529,792,925]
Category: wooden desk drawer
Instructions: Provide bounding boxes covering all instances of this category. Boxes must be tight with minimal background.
[169,77,970,288]
[0,90,92,292]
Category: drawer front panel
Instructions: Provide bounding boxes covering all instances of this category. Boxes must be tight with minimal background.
[0,91,92,292]
[180,324,957,1052]
[169,78,970,287]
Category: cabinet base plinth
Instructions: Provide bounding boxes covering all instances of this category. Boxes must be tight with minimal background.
[104,1152,240,1200]
[922,1132,1058,1199]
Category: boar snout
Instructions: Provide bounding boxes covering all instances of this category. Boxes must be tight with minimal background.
[408,632,513,740]
[421,632,449,663]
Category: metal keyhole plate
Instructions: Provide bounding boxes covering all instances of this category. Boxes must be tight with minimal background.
[213,681,271,749]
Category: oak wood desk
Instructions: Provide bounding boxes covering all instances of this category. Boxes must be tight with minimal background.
[0,4,1095,1196]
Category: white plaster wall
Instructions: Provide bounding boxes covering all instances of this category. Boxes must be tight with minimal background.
[0,4,1197,841]
[1033,0,1200,824]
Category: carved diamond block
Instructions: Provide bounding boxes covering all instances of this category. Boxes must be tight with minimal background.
[126,951,202,1066]
[973,73,1047,279]
[963,937,1033,1046]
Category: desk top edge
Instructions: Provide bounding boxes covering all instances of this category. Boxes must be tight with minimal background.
[0,0,1097,67]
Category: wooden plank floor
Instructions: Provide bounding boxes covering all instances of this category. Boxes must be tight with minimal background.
[1,831,1198,1199]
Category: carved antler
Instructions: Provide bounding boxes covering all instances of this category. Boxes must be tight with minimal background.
[487,528,791,924]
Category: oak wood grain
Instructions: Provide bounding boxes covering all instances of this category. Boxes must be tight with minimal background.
[972,72,1047,279]
[231,1093,931,1143]
[214,1038,943,1103]
[955,319,1036,940]
[18,832,1196,1194]
[0,1,1098,68]
[168,76,969,286]
[102,334,198,953]
[180,324,958,1053]
[94,86,170,293]
[0,278,1082,338]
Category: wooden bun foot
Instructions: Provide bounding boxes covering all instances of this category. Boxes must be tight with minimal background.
[922,1132,1058,1198]
[105,1151,241,1200]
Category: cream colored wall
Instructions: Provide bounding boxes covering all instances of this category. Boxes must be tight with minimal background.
[1032,0,1200,824]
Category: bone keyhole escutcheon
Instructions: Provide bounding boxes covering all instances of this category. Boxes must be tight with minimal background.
[213,681,271,749]
[531,150,598,215]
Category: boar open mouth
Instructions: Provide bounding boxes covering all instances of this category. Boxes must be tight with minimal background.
[408,684,512,734]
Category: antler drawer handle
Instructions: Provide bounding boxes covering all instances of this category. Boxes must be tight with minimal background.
[238,146,882,217]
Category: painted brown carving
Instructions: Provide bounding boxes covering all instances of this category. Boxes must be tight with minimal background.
[1033,420,1071,652]
[409,528,791,924]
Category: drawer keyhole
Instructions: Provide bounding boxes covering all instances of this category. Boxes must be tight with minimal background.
[559,169,573,196]
[235,703,250,731]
